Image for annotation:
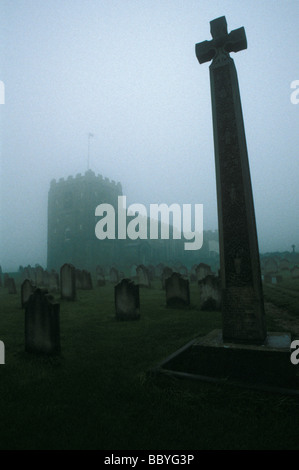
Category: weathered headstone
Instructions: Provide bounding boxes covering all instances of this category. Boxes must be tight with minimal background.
[115,279,140,321]
[195,263,212,281]
[196,16,266,343]
[136,264,151,288]
[264,258,278,275]
[49,271,59,292]
[35,266,44,286]
[198,275,221,311]
[165,273,190,307]
[21,279,36,308]
[25,289,60,354]
[60,263,76,301]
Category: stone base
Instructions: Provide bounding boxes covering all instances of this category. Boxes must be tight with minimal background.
[154,329,297,390]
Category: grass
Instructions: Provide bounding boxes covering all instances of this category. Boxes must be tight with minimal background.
[0,279,298,450]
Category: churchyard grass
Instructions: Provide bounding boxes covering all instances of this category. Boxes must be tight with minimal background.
[0,279,298,450]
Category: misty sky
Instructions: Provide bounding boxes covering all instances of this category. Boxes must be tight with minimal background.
[0,0,298,271]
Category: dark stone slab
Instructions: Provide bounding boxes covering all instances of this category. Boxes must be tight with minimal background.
[165,272,190,307]
[60,263,76,300]
[21,279,36,308]
[25,288,60,355]
[154,329,296,389]
[115,278,140,321]
[198,274,221,310]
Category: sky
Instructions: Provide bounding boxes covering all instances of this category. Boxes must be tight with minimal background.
[0,0,298,271]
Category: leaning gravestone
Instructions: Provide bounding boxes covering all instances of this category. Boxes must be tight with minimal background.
[25,288,60,354]
[136,264,151,288]
[198,275,221,311]
[165,273,190,307]
[60,263,76,301]
[115,279,140,321]
[21,279,36,308]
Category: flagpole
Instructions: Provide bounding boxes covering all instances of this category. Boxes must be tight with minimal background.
[87,133,93,170]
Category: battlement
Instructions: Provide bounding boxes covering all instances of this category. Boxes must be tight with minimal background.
[50,170,122,192]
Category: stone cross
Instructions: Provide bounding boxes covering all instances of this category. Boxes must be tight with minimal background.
[196,17,266,343]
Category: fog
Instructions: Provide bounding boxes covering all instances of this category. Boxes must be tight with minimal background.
[0,0,298,271]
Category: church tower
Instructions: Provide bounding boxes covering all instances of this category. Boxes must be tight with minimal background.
[47,170,122,271]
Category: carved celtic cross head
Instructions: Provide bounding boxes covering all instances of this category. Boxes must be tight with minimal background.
[196,16,247,64]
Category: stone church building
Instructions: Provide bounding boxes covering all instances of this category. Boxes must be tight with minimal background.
[47,170,219,272]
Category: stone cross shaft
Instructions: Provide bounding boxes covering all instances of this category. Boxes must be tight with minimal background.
[195,17,267,344]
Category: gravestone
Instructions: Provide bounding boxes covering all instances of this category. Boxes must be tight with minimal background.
[136,264,151,288]
[196,16,266,343]
[49,271,59,292]
[195,263,212,281]
[25,288,60,354]
[109,267,119,284]
[82,270,93,290]
[165,273,190,307]
[198,275,221,311]
[7,278,17,294]
[21,279,35,308]
[42,270,50,288]
[35,266,44,286]
[60,263,76,301]
[114,279,140,321]
[161,267,173,290]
